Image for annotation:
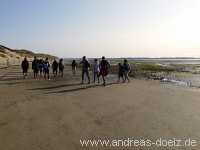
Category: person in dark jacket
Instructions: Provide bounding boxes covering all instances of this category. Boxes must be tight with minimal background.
[32,56,39,79]
[71,60,77,76]
[117,63,125,83]
[43,57,50,80]
[80,56,90,84]
[59,59,64,78]
[52,59,58,77]
[123,59,131,82]
[21,57,29,79]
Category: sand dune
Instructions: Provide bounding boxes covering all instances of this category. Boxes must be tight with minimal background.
[0,66,200,150]
[0,45,57,67]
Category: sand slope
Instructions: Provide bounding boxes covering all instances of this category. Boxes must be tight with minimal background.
[0,45,57,67]
[0,66,200,150]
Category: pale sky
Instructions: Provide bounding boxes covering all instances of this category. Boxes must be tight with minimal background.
[1,0,200,58]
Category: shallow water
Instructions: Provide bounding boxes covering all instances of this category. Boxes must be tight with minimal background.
[130,58,200,65]
[161,73,200,88]
[133,58,200,88]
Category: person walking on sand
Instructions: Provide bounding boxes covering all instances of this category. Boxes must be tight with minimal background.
[99,56,110,86]
[38,59,44,79]
[80,56,90,84]
[71,60,77,76]
[123,59,131,83]
[21,57,29,79]
[59,58,64,78]
[43,57,50,80]
[32,56,39,79]
[93,59,100,83]
[117,63,125,83]
[52,59,58,77]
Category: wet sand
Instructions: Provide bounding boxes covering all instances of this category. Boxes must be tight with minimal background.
[0,66,200,150]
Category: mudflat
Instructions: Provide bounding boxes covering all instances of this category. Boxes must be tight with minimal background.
[0,66,200,150]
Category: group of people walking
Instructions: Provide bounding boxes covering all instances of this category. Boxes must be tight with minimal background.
[118,59,131,83]
[78,56,111,86]
[68,56,111,86]
[70,56,131,86]
[21,56,64,80]
[21,56,131,86]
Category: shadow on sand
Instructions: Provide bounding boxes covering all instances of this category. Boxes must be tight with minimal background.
[3,82,22,85]
[28,83,83,90]
[0,77,22,81]
[44,82,118,94]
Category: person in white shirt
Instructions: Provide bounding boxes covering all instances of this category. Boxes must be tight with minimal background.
[93,59,100,83]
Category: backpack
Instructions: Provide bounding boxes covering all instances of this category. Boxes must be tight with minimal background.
[44,62,49,69]
[124,63,130,71]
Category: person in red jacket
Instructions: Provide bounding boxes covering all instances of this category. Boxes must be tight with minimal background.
[99,56,110,86]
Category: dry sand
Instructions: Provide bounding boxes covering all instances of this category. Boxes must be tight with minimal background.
[0,66,200,150]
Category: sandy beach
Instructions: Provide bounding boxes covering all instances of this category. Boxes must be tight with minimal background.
[0,65,200,150]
